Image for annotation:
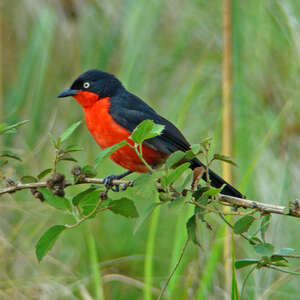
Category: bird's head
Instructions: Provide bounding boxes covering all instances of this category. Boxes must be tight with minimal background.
[57,69,123,108]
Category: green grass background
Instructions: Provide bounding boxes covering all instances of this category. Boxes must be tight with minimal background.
[1,0,300,299]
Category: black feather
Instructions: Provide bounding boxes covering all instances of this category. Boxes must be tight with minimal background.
[110,89,243,198]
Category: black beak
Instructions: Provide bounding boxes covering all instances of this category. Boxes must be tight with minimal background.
[57,88,79,98]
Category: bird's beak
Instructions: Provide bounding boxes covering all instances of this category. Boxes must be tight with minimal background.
[57,88,79,98]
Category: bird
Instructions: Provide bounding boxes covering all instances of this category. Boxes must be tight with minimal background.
[57,69,243,198]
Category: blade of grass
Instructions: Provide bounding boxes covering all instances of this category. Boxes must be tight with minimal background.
[143,197,160,300]
[86,225,105,300]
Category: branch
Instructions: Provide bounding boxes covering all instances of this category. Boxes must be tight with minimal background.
[218,194,300,218]
[0,177,132,196]
[1,177,299,219]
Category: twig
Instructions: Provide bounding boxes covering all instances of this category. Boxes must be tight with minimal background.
[157,238,190,300]
[0,177,132,196]
[1,178,300,219]
[218,194,300,218]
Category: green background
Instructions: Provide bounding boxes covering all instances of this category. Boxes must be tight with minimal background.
[1,0,300,299]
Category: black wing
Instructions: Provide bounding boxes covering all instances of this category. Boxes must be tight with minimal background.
[109,90,243,198]
[109,91,191,155]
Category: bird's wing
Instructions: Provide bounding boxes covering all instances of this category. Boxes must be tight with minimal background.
[110,106,191,155]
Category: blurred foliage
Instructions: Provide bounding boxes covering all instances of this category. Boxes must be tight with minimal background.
[1,0,300,299]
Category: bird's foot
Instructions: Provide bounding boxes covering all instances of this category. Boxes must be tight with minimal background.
[103,171,133,192]
[103,175,120,192]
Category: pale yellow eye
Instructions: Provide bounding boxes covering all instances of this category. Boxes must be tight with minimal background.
[83,82,90,89]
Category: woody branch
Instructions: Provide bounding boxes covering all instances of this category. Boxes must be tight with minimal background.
[0,177,299,218]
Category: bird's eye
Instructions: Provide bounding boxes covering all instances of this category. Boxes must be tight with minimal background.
[83,82,90,89]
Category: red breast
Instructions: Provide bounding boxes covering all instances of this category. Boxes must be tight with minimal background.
[74,91,167,172]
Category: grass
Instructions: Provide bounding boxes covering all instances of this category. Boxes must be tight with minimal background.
[1,0,300,299]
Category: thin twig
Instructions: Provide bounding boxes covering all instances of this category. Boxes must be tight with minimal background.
[157,238,190,300]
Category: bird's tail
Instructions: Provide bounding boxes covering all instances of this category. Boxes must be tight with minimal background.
[190,158,243,198]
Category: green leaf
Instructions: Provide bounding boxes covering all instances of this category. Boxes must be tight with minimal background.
[272,261,289,267]
[130,120,164,144]
[64,144,83,153]
[82,165,97,178]
[109,198,139,218]
[35,225,65,262]
[213,154,237,167]
[1,150,22,161]
[276,248,295,256]
[166,162,190,185]
[203,186,223,197]
[190,144,201,154]
[271,255,288,263]
[133,202,160,234]
[58,153,77,162]
[249,236,263,245]
[38,188,71,211]
[186,214,200,247]
[260,214,271,242]
[60,121,82,143]
[199,137,212,148]
[78,190,107,216]
[37,168,52,180]
[165,151,185,169]
[21,176,37,183]
[235,259,259,269]
[168,196,186,208]
[0,120,29,135]
[254,243,274,257]
[95,140,127,168]
[72,186,98,206]
[233,216,256,234]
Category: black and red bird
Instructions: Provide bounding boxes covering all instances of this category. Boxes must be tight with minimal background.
[58,69,242,198]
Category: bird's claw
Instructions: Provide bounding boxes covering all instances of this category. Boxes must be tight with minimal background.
[103,175,119,192]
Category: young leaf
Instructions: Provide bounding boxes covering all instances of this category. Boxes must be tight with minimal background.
[165,151,185,169]
[58,153,77,162]
[38,188,71,211]
[190,144,201,154]
[260,214,271,242]
[254,243,274,257]
[95,140,127,168]
[21,176,37,183]
[82,165,97,178]
[166,162,190,185]
[35,225,66,262]
[234,216,256,234]
[203,186,223,197]
[130,120,164,144]
[60,121,82,143]
[186,214,200,247]
[213,154,237,167]
[64,144,83,153]
[37,168,52,180]
[272,261,289,267]
[235,259,259,269]
[109,198,139,218]
[1,150,22,161]
[0,120,29,135]
[271,255,288,263]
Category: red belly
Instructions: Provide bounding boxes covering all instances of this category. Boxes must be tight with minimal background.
[83,98,166,172]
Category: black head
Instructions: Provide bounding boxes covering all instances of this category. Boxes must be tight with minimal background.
[57,69,123,98]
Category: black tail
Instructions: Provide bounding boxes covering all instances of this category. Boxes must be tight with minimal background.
[191,158,243,198]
